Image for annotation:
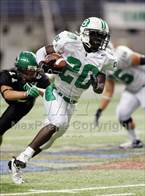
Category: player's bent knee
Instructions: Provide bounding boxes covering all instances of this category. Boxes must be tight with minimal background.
[119,118,133,129]
[52,116,69,130]
[40,116,69,150]
[41,126,67,150]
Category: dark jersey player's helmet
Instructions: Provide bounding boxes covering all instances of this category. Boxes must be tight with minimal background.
[15,51,38,82]
[15,51,38,70]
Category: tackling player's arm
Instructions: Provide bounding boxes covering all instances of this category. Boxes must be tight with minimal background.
[95,79,115,126]
[36,72,50,96]
[0,85,27,101]
[0,71,27,100]
[1,84,41,100]
[35,87,45,96]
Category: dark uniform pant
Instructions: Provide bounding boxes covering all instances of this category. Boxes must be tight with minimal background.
[0,101,35,136]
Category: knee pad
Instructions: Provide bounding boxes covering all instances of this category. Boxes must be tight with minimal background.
[119,117,133,129]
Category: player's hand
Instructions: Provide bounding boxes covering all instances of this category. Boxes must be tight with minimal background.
[39,53,66,74]
[95,109,102,126]
[39,61,55,73]
[23,83,39,97]
[26,85,39,97]
[23,83,32,91]
[90,73,106,94]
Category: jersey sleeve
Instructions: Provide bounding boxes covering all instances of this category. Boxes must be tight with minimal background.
[52,31,79,55]
[115,46,133,68]
[36,73,50,88]
[0,71,12,88]
[99,49,117,73]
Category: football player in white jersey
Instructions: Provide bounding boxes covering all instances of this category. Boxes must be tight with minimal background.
[8,17,117,184]
[95,45,145,149]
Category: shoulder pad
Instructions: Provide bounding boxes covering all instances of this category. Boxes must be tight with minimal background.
[53,31,80,53]
[115,46,133,68]
[116,45,133,53]
[99,50,117,73]
[0,70,11,87]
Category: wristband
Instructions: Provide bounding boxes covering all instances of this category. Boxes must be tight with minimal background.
[1,88,13,94]
[97,108,102,114]
[140,56,145,65]
[102,95,112,100]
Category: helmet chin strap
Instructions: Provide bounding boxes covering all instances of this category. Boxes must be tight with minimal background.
[83,43,93,53]
[85,42,91,48]
[81,34,101,52]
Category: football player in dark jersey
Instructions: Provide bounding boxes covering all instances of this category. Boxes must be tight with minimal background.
[0,51,50,145]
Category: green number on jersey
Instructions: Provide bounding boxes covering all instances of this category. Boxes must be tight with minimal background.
[114,69,134,85]
[59,56,99,89]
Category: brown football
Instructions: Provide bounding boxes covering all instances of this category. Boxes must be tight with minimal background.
[45,53,67,69]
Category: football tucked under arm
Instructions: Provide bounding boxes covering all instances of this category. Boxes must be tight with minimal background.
[39,53,67,74]
[90,72,106,94]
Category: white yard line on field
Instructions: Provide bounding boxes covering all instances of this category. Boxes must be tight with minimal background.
[1,183,145,195]
[99,193,135,196]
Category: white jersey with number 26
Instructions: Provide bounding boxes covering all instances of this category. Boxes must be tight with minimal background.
[53,31,117,101]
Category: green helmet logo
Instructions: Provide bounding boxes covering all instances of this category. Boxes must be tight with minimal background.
[15,51,38,70]
[81,18,90,27]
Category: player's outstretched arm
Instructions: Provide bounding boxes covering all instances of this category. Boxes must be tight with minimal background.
[115,45,145,68]
[95,79,115,126]
[0,85,28,100]
[131,52,145,66]
[1,84,40,100]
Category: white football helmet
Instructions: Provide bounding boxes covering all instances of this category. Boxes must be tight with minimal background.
[80,17,110,52]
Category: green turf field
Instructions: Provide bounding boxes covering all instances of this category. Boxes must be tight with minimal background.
[0,86,145,196]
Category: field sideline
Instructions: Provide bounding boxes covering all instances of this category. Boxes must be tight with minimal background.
[0,86,145,196]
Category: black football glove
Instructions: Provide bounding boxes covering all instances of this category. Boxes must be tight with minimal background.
[39,61,62,74]
[95,108,102,126]
[38,53,63,74]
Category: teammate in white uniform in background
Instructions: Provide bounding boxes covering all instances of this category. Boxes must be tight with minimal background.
[8,17,117,184]
[95,45,145,149]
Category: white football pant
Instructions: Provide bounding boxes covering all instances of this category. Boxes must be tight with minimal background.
[116,86,145,121]
[41,88,75,149]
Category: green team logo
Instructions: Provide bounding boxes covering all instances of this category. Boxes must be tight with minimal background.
[81,18,90,27]
[100,19,107,30]
[27,65,37,70]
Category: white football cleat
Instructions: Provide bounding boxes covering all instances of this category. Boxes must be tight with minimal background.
[119,139,143,149]
[8,157,26,184]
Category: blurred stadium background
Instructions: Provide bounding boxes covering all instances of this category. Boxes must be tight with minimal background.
[0,0,145,69]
